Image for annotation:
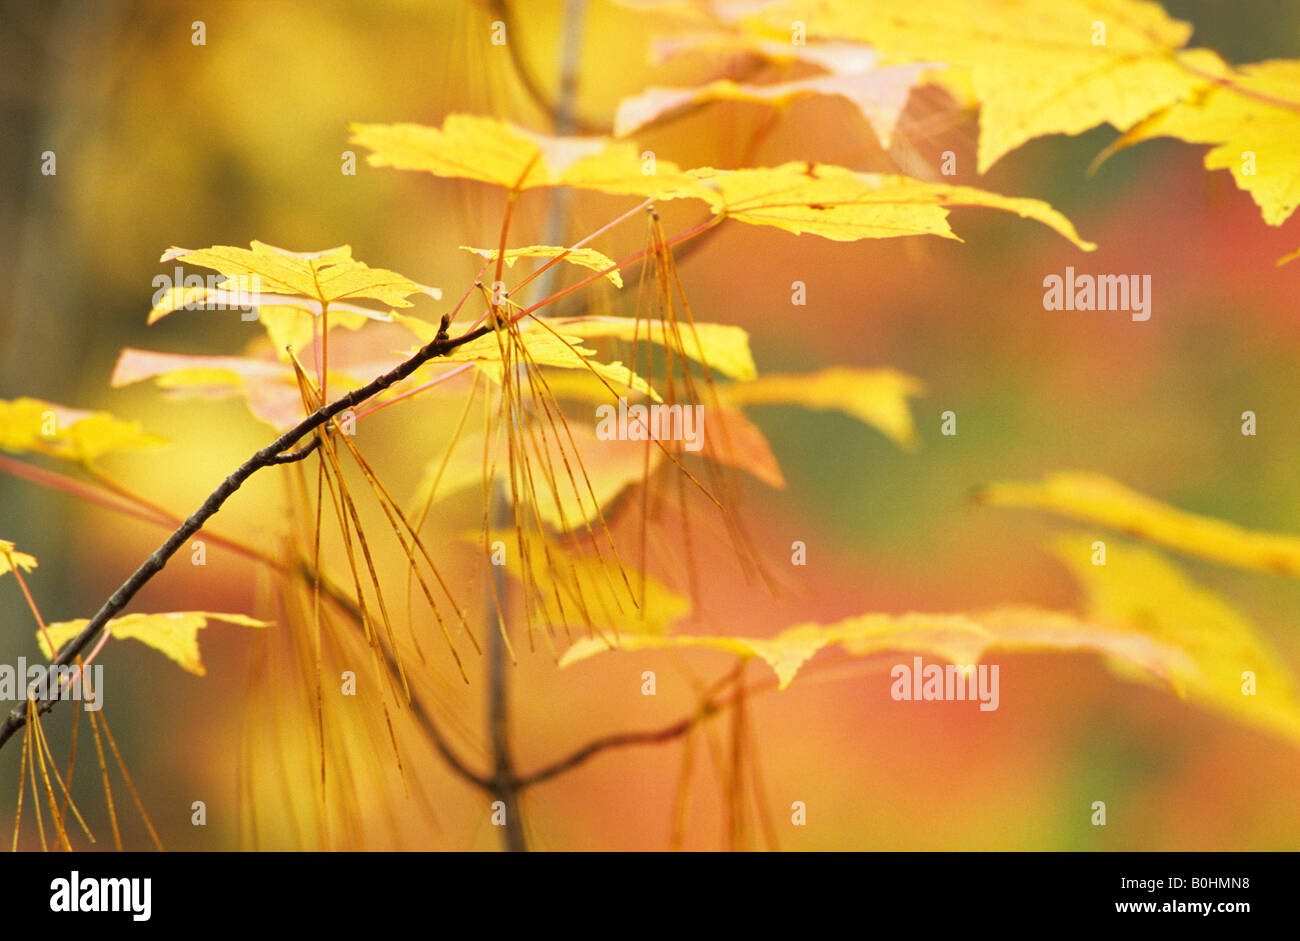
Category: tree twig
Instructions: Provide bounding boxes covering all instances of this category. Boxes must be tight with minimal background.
[266,437,322,464]
[517,704,718,789]
[515,654,906,791]
[301,559,493,794]
[516,667,748,789]
[0,321,491,751]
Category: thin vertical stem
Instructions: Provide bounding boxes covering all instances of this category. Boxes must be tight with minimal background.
[487,480,526,852]
[484,0,588,853]
[533,0,588,306]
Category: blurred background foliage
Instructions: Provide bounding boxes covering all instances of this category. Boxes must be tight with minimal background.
[2,0,1299,849]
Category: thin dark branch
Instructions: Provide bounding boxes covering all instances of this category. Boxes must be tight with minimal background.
[0,321,491,751]
[304,559,493,793]
[287,559,490,794]
[0,449,490,791]
[419,701,493,793]
[517,652,913,791]
[267,437,322,464]
[516,667,753,789]
[516,707,715,789]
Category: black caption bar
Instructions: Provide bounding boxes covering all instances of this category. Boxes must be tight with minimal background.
[0,851,1284,929]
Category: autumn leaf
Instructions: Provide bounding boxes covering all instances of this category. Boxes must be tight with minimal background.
[251,306,385,363]
[550,315,757,381]
[110,348,370,431]
[750,0,1222,173]
[1048,536,1300,744]
[651,32,900,74]
[561,539,1300,745]
[500,533,691,639]
[411,429,500,512]
[460,245,624,288]
[556,605,1203,694]
[395,315,663,401]
[350,114,709,199]
[151,242,440,366]
[415,422,665,532]
[0,397,165,465]
[615,46,937,147]
[149,292,411,367]
[718,366,924,450]
[974,471,1300,577]
[355,118,1092,249]
[147,283,404,326]
[37,612,272,677]
[690,163,1097,249]
[613,74,911,147]
[158,242,433,310]
[415,402,783,518]
[559,612,996,689]
[1101,58,1300,227]
[691,406,785,489]
[0,540,37,578]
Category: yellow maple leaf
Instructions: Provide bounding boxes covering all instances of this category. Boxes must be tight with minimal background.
[717,366,925,450]
[459,245,624,288]
[690,163,1096,249]
[1049,536,1300,744]
[562,540,1300,744]
[558,606,1192,692]
[1104,58,1300,226]
[148,280,390,362]
[561,612,1007,689]
[110,348,369,431]
[750,0,1221,173]
[350,115,709,199]
[37,612,272,676]
[615,61,935,148]
[253,306,381,362]
[0,540,37,578]
[395,315,663,401]
[689,406,786,489]
[0,397,165,465]
[158,242,431,309]
[150,242,441,365]
[415,421,663,532]
[550,316,757,381]
[502,533,690,639]
[412,430,500,511]
[355,117,1092,249]
[975,471,1300,577]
